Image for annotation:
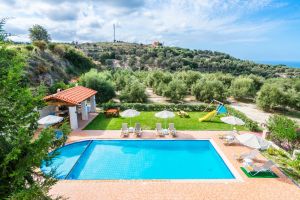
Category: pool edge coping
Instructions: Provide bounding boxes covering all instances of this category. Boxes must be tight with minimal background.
[57,138,243,182]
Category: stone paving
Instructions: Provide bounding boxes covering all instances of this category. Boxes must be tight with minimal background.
[49,129,300,200]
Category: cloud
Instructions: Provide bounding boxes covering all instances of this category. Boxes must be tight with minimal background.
[0,0,295,46]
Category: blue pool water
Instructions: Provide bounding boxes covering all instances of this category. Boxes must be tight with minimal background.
[41,140,235,180]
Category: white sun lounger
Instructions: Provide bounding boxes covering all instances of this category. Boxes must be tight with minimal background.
[121,123,129,137]
[245,160,275,176]
[134,123,142,137]
[156,123,164,137]
[168,123,176,137]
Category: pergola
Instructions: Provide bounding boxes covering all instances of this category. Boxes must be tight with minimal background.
[43,86,97,130]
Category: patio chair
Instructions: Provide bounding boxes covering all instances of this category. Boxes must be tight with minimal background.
[156,123,164,137]
[121,123,129,137]
[134,123,142,137]
[244,160,275,176]
[168,123,176,137]
[234,149,260,162]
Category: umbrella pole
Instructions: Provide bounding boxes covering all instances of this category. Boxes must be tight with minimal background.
[165,119,167,129]
[130,117,132,127]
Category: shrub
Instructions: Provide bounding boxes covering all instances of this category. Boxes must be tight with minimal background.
[64,48,95,74]
[53,44,65,57]
[25,45,34,51]
[48,43,65,57]
[33,40,47,51]
[267,115,299,150]
[48,81,68,94]
[230,77,256,99]
[36,64,48,74]
[101,102,214,112]
[47,43,55,51]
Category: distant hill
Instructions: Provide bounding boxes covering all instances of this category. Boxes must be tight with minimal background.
[9,41,300,86]
[76,42,300,78]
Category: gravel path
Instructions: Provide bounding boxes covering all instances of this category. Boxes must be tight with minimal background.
[230,102,300,125]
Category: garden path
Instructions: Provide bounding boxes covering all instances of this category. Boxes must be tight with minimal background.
[230,102,300,125]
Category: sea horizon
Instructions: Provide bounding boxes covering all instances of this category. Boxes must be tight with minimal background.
[255,60,300,68]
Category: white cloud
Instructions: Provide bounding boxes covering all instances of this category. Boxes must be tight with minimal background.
[0,0,289,45]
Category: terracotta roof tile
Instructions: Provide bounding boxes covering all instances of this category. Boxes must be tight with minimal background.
[44,86,97,105]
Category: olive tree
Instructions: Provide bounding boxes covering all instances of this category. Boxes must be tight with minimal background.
[192,79,227,102]
[230,77,256,99]
[119,80,147,103]
[256,82,287,111]
[164,79,187,102]
[80,69,115,103]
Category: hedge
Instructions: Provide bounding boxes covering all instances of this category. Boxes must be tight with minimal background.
[100,102,214,112]
[100,103,261,132]
[227,107,261,132]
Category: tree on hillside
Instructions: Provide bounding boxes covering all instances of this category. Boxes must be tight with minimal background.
[0,43,67,199]
[0,18,10,41]
[29,24,51,42]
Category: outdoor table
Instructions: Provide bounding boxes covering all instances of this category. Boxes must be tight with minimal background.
[105,109,119,117]
[129,127,134,133]
[162,129,168,135]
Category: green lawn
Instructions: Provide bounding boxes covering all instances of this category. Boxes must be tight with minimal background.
[84,112,247,131]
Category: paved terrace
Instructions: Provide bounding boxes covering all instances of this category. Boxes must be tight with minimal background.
[49,114,300,200]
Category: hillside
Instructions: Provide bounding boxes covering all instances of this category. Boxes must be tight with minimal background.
[10,41,300,87]
[10,43,96,86]
[76,42,300,78]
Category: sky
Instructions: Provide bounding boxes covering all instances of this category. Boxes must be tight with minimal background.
[1,0,300,61]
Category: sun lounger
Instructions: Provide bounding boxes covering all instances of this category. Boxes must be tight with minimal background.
[156,123,164,137]
[121,123,129,137]
[134,123,142,137]
[235,149,260,161]
[168,123,176,137]
[223,136,237,145]
[219,128,239,139]
[244,160,275,176]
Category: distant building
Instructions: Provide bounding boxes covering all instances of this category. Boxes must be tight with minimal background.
[152,41,163,48]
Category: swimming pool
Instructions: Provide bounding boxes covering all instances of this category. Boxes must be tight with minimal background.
[41,140,235,180]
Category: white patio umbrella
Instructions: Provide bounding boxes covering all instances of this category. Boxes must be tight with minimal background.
[38,115,63,126]
[120,109,140,127]
[236,133,270,150]
[155,110,175,129]
[221,116,245,126]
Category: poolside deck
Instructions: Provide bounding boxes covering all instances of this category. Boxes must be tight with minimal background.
[49,129,300,200]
